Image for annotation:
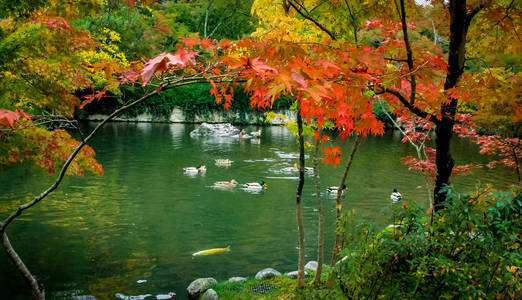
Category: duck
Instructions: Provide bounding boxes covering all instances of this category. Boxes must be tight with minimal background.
[282,163,299,172]
[250,129,261,138]
[239,129,246,139]
[183,165,206,173]
[243,180,267,189]
[214,179,238,188]
[390,188,402,202]
[282,163,314,173]
[327,184,347,195]
[215,159,233,166]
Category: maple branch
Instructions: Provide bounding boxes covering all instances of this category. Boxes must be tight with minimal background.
[399,0,416,105]
[466,2,486,27]
[384,57,408,62]
[343,0,359,42]
[378,88,439,125]
[287,0,337,40]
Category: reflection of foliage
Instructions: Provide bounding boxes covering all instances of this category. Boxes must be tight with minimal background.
[87,251,157,298]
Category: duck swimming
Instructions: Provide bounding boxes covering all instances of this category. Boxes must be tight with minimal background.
[327,184,347,195]
[390,188,402,202]
[243,180,267,189]
[183,165,206,173]
[250,129,261,138]
[214,179,238,188]
[215,159,233,166]
[282,163,314,173]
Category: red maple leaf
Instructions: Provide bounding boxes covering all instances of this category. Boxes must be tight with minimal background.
[141,52,189,86]
[0,109,20,128]
[180,36,200,49]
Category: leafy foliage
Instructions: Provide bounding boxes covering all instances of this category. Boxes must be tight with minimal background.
[336,186,521,299]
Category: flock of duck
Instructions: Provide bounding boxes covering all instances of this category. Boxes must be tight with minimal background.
[183,158,267,191]
[183,128,403,200]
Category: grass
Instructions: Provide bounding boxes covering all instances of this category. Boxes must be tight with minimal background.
[212,271,346,300]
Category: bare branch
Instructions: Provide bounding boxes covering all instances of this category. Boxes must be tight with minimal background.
[287,0,337,40]
[377,88,439,125]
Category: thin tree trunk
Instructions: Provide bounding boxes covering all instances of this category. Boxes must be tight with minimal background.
[1,232,44,299]
[327,135,361,287]
[296,101,306,288]
[511,144,520,184]
[313,128,324,286]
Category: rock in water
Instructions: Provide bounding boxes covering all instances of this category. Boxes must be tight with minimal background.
[254,268,281,280]
[201,289,218,300]
[190,123,239,137]
[305,261,318,272]
[187,277,217,299]
[228,277,246,283]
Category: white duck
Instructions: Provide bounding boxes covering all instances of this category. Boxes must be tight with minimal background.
[282,163,314,173]
[390,188,402,202]
[327,184,347,195]
[214,179,238,188]
[250,129,261,138]
[243,180,267,189]
[183,165,206,173]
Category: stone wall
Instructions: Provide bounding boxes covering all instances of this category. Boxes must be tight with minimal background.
[82,108,296,125]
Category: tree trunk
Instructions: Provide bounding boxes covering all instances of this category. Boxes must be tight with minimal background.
[1,231,44,299]
[296,102,306,288]
[327,135,361,287]
[312,129,324,286]
[433,118,455,210]
[434,0,470,209]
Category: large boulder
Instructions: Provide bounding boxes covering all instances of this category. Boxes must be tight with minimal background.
[200,288,218,300]
[187,277,217,299]
[305,261,318,272]
[255,268,281,280]
[190,123,239,137]
[228,277,246,283]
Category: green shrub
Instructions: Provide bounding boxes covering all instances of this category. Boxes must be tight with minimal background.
[335,186,521,299]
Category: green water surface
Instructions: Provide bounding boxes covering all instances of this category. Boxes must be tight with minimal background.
[0,122,514,299]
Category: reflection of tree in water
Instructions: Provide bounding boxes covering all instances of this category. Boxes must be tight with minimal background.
[87,251,157,298]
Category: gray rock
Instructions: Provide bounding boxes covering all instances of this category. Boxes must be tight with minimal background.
[254,268,281,280]
[285,270,313,279]
[228,277,246,283]
[114,293,152,300]
[190,123,239,137]
[200,289,218,300]
[187,277,217,299]
[73,296,98,300]
[305,261,318,272]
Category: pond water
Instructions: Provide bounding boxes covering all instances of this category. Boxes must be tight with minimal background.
[0,122,513,299]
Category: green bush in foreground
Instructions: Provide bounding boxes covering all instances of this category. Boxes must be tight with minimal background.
[336,186,521,299]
